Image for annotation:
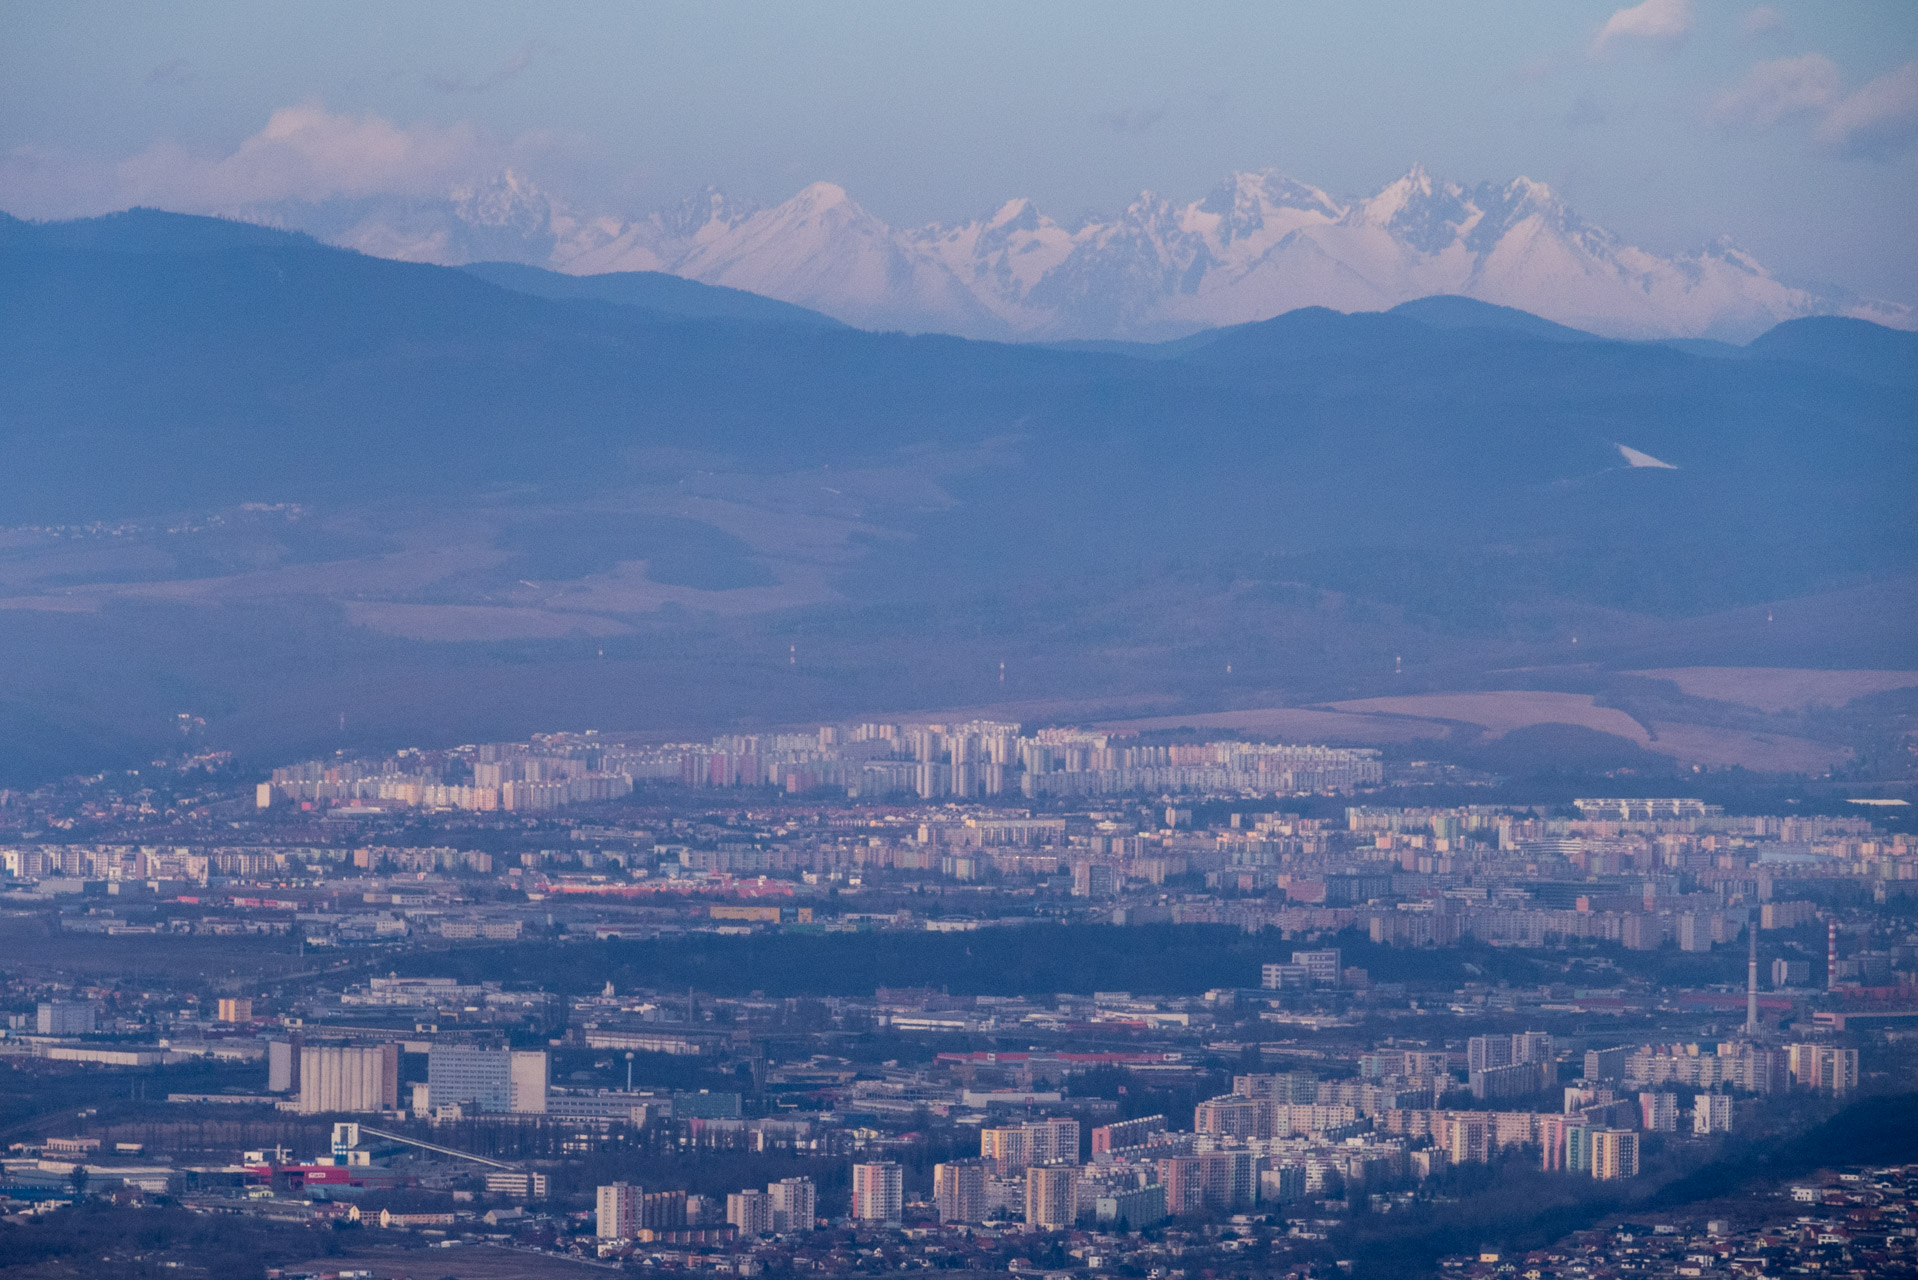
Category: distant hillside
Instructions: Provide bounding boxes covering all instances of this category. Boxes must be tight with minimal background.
[0,210,1911,780]
[1744,315,1918,389]
[0,207,321,253]
[460,260,844,330]
[1387,295,1601,343]
[3,209,1910,569]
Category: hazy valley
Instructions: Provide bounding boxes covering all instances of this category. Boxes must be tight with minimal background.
[0,208,1910,785]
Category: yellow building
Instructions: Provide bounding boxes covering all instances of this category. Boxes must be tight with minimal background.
[1026,1163,1080,1229]
[1591,1128,1639,1180]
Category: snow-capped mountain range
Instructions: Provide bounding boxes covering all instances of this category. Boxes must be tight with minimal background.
[232,166,1910,343]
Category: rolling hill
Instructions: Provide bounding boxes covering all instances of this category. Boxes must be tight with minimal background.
[0,209,1911,781]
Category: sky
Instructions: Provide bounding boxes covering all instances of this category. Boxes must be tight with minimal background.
[4,0,1917,303]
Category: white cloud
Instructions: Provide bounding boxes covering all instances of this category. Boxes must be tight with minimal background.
[0,105,547,220]
[117,104,489,208]
[1708,55,1918,159]
[1710,54,1841,128]
[1818,61,1918,157]
[1738,6,1786,40]
[1593,0,1693,52]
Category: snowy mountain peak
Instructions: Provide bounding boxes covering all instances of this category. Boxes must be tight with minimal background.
[664,186,750,238]
[450,169,552,233]
[985,197,1036,230]
[1258,170,1343,217]
[1700,234,1767,275]
[1352,168,1476,256]
[796,180,851,206]
[1359,164,1440,218]
[1503,175,1559,207]
[237,163,1914,343]
[1192,170,1343,245]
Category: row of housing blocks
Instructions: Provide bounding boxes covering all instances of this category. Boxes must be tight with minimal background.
[924,1034,1869,1228]
[593,1033,1865,1238]
[1576,1039,1859,1095]
[260,724,1383,813]
[597,1176,818,1240]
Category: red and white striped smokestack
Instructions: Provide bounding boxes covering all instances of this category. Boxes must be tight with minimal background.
[1746,921,1759,1036]
[1827,918,1839,991]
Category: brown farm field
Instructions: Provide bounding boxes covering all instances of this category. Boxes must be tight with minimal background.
[1642,721,1851,774]
[1097,706,1452,744]
[1320,691,1855,772]
[1101,687,1858,774]
[1324,692,1653,742]
[1630,667,1918,713]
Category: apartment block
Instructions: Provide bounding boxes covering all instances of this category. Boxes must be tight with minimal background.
[1094,1182,1168,1228]
[1025,1163,1081,1229]
[1159,1150,1256,1214]
[1638,1091,1678,1132]
[768,1177,816,1232]
[727,1189,775,1236]
[933,1159,990,1224]
[1584,1045,1630,1083]
[35,1001,95,1036]
[484,1171,549,1200]
[851,1162,903,1224]
[1091,1114,1166,1154]
[1591,1129,1639,1180]
[597,1181,641,1239]
[1771,957,1811,987]
[981,1116,1079,1174]
[1468,1031,1552,1073]
[1787,1044,1859,1093]
[1694,1093,1735,1134]
[1471,1060,1549,1101]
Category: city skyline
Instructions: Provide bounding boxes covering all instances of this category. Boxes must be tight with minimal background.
[0,5,1911,1276]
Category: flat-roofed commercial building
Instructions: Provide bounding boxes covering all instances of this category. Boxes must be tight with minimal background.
[425,1045,548,1113]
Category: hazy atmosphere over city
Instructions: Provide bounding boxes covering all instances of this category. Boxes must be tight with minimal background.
[0,3,1914,1279]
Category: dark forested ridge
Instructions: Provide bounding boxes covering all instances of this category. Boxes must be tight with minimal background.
[4,209,1907,561]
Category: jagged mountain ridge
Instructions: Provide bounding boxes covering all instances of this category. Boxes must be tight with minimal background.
[225,165,1910,343]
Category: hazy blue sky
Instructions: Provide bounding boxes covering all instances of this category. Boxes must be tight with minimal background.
[4,1,1916,300]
